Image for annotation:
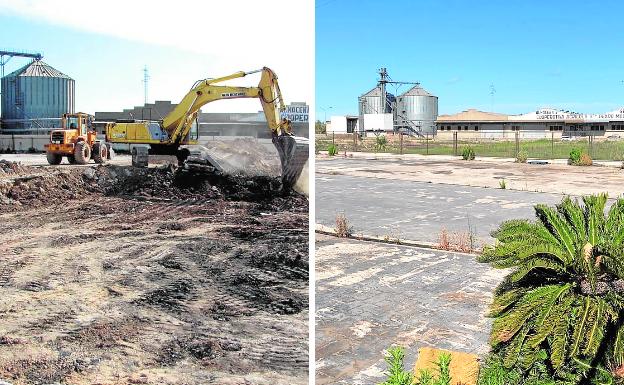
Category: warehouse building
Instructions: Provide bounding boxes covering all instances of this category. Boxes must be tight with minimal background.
[436,107,624,139]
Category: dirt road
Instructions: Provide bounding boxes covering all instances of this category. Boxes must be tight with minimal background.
[0,162,308,385]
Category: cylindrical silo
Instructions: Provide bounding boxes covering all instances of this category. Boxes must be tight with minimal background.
[358,86,395,133]
[1,60,74,131]
[396,85,438,135]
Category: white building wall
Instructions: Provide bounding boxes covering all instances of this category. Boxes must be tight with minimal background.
[328,116,348,134]
[364,113,393,132]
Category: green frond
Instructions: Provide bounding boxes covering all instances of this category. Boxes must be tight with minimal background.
[491,285,569,345]
[570,296,592,358]
[604,198,624,240]
[551,301,572,370]
[612,323,624,367]
[583,193,607,246]
[502,326,530,368]
[526,295,574,350]
[534,204,576,264]
[582,298,609,357]
[489,288,528,317]
[507,256,566,283]
[557,196,587,246]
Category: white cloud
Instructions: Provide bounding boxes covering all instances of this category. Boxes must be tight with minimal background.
[0,0,314,114]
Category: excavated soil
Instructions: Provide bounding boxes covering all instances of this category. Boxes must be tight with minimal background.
[0,162,308,385]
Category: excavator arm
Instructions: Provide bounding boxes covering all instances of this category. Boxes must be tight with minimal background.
[163,67,290,143]
[160,67,308,191]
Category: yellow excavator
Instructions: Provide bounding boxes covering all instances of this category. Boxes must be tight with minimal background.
[104,67,308,191]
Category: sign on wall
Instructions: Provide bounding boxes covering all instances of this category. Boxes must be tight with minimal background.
[281,104,309,123]
[516,108,624,122]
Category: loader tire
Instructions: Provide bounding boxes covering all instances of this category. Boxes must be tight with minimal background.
[46,152,62,165]
[67,155,77,164]
[92,142,107,164]
[74,141,91,165]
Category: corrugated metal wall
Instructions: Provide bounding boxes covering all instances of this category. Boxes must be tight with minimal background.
[1,62,74,130]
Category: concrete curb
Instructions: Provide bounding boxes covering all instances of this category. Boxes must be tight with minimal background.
[315,224,481,256]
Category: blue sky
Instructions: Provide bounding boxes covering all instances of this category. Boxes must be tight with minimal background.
[316,0,624,118]
[0,0,313,115]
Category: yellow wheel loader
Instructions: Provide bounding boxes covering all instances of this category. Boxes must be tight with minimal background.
[45,113,109,165]
[104,67,308,192]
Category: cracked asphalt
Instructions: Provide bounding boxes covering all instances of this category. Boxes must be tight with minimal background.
[316,173,562,245]
[315,235,506,385]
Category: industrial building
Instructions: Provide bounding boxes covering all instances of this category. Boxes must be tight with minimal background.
[329,67,439,136]
[436,107,624,139]
[1,59,74,131]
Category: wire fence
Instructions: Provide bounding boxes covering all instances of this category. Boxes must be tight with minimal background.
[317,132,624,161]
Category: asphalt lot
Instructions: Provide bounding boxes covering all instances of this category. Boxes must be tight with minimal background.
[315,235,505,385]
[317,155,624,198]
[316,173,562,244]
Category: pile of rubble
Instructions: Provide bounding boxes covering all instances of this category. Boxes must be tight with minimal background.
[0,160,33,176]
[0,161,301,210]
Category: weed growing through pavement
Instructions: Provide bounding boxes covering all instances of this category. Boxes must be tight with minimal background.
[335,213,352,238]
[499,179,506,189]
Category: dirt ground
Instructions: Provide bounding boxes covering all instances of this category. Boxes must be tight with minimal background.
[0,162,308,385]
[317,153,624,197]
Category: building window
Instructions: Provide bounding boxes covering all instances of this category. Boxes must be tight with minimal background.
[474,125,479,131]
[457,125,462,130]
[600,125,605,131]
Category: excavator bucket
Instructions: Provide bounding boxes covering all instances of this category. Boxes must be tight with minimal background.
[273,135,309,195]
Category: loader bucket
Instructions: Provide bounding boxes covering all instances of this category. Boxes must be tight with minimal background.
[273,135,309,195]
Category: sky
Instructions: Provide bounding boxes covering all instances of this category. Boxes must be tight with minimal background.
[316,0,624,119]
[0,0,314,116]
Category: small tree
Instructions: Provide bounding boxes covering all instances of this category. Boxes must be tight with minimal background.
[375,135,388,152]
[315,120,327,134]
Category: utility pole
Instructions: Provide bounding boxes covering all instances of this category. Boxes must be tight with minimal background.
[142,66,150,105]
[489,83,496,111]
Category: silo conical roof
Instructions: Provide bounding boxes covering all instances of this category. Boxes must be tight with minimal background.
[360,86,382,97]
[5,60,72,79]
[400,84,433,97]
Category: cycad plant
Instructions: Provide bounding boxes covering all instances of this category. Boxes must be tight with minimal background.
[479,194,624,383]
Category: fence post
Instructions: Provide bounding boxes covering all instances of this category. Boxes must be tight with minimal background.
[551,132,554,159]
[515,132,519,158]
[332,131,335,145]
[453,132,458,156]
[589,135,594,158]
[426,133,429,155]
[353,132,357,152]
[400,133,403,155]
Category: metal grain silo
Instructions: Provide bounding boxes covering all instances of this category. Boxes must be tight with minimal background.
[358,86,394,115]
[1,60,74,130]
[396,85,438,135]
[358,86,395,133]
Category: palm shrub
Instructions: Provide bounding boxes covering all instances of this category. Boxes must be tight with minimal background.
[462,147,475,160]
[327,143,338,156]
[479,194,624,383]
